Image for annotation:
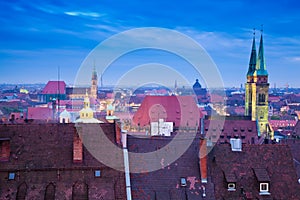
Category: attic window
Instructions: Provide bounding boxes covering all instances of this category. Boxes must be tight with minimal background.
[8,172,15,180]
[227,183,236,191]
[180,177,187,187]
[230,138,242,151]
[259,183,270,195]
[94,170,101,177]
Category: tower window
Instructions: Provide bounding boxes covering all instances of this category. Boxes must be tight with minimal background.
[258,94,266,104]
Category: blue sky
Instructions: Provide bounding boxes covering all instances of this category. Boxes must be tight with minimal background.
[0,0,300,88]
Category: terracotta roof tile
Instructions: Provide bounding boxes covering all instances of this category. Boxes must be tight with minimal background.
[42,81,66,94]
[27,107,53,120]
[253,168,270,182]
[133,96,201,127]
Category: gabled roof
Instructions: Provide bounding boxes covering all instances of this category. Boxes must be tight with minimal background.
[133,96,200,127]
[41,81,66,94]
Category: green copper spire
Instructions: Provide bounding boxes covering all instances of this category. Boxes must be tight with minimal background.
[255,34,268,76]
[92,62,97,80]
[247,35,257,76]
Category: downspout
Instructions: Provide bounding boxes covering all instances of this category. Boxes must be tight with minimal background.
[200,117,204,134]
[122,130,132,200]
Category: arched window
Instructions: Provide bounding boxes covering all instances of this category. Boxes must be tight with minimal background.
[258,93,266,104]
[45,183,55,200]
[72,181,88,200]
[16,182,27,200]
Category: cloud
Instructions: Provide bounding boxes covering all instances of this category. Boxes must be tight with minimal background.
[64,11,104,18]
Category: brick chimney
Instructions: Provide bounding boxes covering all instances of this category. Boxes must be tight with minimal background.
[73,132,83,163]
[199,139,207,183]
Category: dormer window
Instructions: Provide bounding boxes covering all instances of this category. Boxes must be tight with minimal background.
[228,183,236,191]
[224,171,237,192]
[180,177,187,187]
[254,168,271,196]
[259,183,270,195]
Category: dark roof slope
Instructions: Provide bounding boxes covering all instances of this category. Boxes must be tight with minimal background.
[209,143,300,200]
[127,133,214,200]
[0,123,125,200]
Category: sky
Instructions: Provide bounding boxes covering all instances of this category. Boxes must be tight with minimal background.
[0,0,300,88]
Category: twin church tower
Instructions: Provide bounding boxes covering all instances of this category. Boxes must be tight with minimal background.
[245,32,272,138]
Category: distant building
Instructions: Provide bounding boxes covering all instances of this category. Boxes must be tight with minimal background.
[245,33,273,139]
[38,81,66,103]
[192,79,209,104]
[74,91,103,123]
[203,116,261,145]
[133,95,201,128]
[66,67,98,101]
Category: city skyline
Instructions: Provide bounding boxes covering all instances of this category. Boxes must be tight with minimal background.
[1,0,300,88]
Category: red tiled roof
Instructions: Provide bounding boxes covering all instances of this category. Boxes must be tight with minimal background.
[204,118,259,144]
[42,81,66,94]
[133,96,201,127]
[27,107,53,120]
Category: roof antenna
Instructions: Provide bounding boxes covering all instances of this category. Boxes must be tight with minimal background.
[57,65,60,123]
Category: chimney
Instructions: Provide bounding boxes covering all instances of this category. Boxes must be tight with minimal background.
[199,139,208,183]
[73,131,83,163]
[115,120,121,145]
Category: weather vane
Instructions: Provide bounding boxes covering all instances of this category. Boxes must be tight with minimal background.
[261,24,264,33]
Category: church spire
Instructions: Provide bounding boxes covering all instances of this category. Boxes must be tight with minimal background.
[247,32,257,77]
[255,33,268,76]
